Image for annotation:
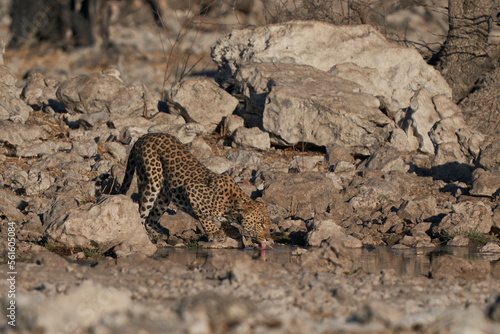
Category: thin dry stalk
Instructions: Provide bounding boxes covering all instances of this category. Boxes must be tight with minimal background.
[153,0,221,100]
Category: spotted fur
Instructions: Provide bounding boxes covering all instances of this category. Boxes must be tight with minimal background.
[119,133,272,245]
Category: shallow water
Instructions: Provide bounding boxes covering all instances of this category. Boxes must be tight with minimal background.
[155,245,500,278]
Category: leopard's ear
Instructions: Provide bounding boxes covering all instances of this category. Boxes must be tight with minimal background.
[234,198,251,212]
[255,198,266,206]
[234,198,244,211]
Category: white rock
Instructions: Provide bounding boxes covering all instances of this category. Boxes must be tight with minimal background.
[429,118,469,165]
[21,72,60,106]
[289,155,325,172]
[323,172,344,191]
[44,195,156,257]
[447,234,470,247]
[18,281,131,333]
[457,128,484,162]
[478,139,500,174]
[470,168,500,197]
[213,21,451,113]
[224,114,245,136]
[109,83,159,118]
[102,141,128,163]
[235,63,389,155]
[233,126,270,150]
[17,140,72,158]
[110,115,156,134]
[166,123,207,144]
[189,136,213,160]
[225,150,262,166]
[200,156,234,174]
[480,242,500,253]
[169,78,239,133]
[433,201,493,237]
[325,143,354,165]
[360,147,408,173]
[56,70,159,117]
[397,89,441,154]
[349,178,404,212]
[333,161,357,185]
[0,66,32,123]
[0,120,49,148]
[432,95,461,119]
[71,140,98,158]
[25,169,53,196]
[389,128,412,152]
[306,220,362,248]
[262,172,340,220]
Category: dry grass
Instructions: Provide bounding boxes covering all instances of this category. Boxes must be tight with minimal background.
[25,110,69,141]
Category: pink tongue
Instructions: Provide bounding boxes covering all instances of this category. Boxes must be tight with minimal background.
[259,243,267,250]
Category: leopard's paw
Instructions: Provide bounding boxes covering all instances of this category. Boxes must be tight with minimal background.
[208,229,227,242]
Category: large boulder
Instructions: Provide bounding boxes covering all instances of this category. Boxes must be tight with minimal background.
[348,177,405,212]
[17,281,132,333]
[0,121,50,152]
[232,126,270,150]
[261,172,341,220]
[235,63,391,155]
[168,78,239,133]
[359,146,408,173]
[56,69,159,118]
[427,94,485,173]
[21,72,61,107]
[395,90,481,174]
[477,138,500,173]
[3,165,54,196]
[432,201,493,238]
[470,168,500,197]
[212,21,451,113]
[0,66,32,123]
[306,219,362,248]
[44,195,156,257]
[0,188,25,223]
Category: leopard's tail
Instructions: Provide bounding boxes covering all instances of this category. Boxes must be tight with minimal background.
[119,149,136,195]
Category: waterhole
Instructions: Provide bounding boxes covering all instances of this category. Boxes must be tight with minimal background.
[155,245,500,278]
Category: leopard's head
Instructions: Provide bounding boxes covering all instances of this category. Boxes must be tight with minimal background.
[238,199,273,246]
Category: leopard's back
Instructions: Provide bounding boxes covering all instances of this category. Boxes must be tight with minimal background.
[120,133,212,190]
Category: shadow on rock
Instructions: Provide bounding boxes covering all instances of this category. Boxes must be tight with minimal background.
[412,161,474,184]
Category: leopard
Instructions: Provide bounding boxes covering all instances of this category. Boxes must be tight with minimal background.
[118,133,272,248]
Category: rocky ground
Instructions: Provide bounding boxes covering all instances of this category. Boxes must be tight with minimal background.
[0,1,500,333]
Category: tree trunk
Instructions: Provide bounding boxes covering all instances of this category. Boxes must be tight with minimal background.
[434,0,500,102]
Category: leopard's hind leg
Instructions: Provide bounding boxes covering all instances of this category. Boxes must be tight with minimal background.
[135,155,164,237]
[145,181,172,238]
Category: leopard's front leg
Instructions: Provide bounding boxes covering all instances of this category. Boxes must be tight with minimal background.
[198,217,226,241]
[185,182,227,242]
